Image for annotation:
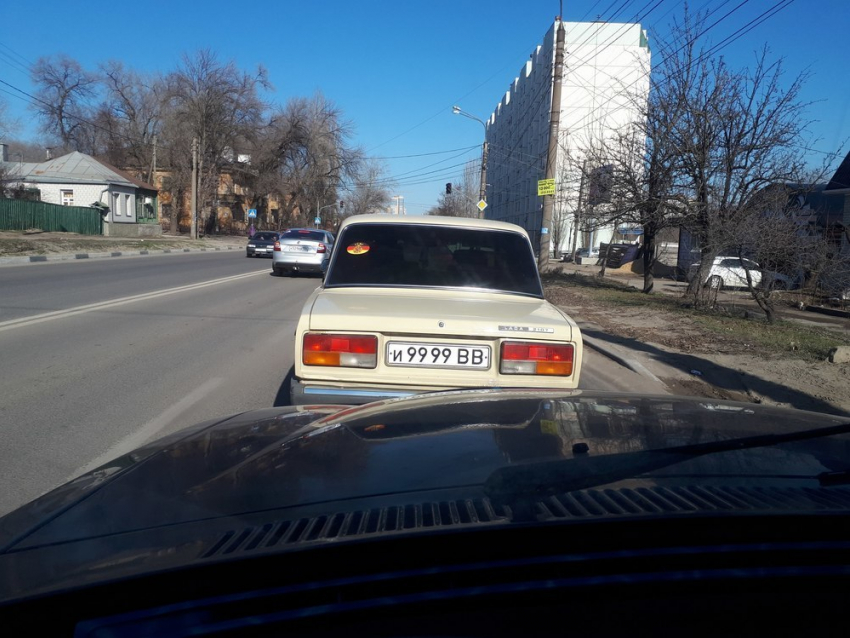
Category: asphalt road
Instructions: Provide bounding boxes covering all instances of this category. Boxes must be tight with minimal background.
[0,252,666,516]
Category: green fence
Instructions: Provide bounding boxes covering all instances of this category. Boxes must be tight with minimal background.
[0,198,103,235]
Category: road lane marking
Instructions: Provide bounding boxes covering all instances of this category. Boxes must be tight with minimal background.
[69,377,225,479]
[0,271,266,333]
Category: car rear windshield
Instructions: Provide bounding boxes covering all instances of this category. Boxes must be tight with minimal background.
[325,223,543,297]
[281,229,326,241]
[252,232,278,241]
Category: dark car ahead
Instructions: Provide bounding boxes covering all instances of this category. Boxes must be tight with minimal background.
[246,231,282,258]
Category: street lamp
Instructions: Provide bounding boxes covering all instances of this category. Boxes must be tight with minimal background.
[452,105,488,219]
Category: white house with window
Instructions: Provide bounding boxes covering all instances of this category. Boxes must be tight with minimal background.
[1,150,159,236]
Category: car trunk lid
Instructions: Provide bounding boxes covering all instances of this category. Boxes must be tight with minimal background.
[308,288,574,341]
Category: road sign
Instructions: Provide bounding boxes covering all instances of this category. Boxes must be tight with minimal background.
[541,227,549,235]
[247,208,257,218]
[477,200,488,212]
[537,179,555,196]
[314,216,321,224]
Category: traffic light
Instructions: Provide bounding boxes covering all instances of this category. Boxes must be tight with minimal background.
[446,183,452,194]
[339,200,344,209]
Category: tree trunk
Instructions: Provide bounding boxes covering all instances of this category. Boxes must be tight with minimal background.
[599,243,612,277]
[642,221,657,293]
[170,189,180,235]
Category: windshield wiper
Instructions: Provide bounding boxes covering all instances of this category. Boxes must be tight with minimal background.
[485,421,850,516]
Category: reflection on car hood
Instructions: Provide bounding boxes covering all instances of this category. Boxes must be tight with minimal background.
[1,391,849,602]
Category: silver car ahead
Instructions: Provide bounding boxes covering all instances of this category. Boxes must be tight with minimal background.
[272,228,335,276]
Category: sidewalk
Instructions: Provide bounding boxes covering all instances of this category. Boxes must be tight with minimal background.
[0,235,246,266]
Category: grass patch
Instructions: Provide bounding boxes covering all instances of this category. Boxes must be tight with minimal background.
[542,270,850,361]
[689,313,850,361]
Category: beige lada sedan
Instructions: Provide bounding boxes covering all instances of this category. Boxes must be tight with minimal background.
[291,215,583,404]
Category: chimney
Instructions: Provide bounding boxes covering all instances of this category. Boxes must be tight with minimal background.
[0,143,8,163]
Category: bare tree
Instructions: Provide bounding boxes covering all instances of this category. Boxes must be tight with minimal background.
[96,61,165,175]
[672,36,814,308]
[239,93,364,230]
[30,55,98,152]
[345,159,393,218]
[162,49,270,235]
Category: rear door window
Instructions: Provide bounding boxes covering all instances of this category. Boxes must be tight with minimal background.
[325,223,543,297]
[281,230,326,242]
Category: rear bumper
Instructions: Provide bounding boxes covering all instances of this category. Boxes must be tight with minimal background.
[272,255,327,272]
[290,378,452,405]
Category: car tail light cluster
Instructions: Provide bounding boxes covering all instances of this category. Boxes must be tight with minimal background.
[303,333,377,368]
[500,341,574,376]
[273,241,281,252]
[317,243,327,253]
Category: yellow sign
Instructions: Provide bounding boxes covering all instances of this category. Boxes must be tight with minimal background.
[477,200,488,211]
[540,419,559,436]
[538,179,555,196]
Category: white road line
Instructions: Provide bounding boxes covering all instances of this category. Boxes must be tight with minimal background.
[0,271,266,333]
[70,377,225,479]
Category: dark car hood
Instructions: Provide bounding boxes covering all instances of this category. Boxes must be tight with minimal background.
[1,391,849,603]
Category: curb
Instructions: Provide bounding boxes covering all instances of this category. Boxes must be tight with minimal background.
[0,245,241,266]
[580,332,664,385]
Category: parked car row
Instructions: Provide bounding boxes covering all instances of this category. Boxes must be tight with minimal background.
[559,246,600,264]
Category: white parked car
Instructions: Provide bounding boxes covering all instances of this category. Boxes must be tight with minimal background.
[291,215,583,404]
[689,256,762,290]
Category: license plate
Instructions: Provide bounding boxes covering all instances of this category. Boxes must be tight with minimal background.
[285,245,311,252]
[386,342,491,369]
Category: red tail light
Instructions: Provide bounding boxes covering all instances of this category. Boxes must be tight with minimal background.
[273,240,281,252]
[500,341,574,376]
[303,333,377,368]
[317,243,327,253]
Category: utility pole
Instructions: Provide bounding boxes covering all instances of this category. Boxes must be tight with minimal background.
[148,134,157,184]
[570,159,588,261]
[538,18,566,269]
[478,140,488,219]
[190,136,198,240]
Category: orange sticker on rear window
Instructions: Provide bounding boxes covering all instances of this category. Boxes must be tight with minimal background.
[347,242,370,255]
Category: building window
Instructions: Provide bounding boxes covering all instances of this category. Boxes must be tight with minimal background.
[112,192,120,215]
[61,190,74,206]
[124,194,131,217]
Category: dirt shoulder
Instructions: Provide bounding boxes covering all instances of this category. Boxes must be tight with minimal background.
[0,230,245,256]
[543,266,850,417]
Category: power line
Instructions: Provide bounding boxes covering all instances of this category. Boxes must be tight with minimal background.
[368,145,478,160]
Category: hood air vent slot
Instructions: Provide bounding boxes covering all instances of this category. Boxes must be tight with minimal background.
[202,486,850,560]
[202,498,504,559]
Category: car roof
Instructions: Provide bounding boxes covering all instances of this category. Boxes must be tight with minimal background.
[337,214,531,239]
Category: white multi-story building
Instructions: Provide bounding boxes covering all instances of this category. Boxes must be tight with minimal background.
[485,20,651,254]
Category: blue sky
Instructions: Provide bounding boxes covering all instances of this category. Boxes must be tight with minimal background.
[1,0,848,214]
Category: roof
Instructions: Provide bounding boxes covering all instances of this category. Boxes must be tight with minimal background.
[825,149,850,192]
[1,151,157,191]
[339,214,529,237]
